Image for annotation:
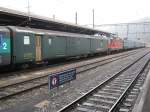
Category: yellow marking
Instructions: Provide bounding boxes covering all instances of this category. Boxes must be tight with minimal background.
[35,100,50,108]
[35,36,41,61]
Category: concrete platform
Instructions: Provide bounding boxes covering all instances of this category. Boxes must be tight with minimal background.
[133,68,150,112]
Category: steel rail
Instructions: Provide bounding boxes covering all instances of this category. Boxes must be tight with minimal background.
[0,51,136,89]
[108,59,150,112]
[57,51,150,112]
[0,50,141,100]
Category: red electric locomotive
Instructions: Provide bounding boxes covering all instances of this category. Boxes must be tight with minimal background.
[108,37,123,52]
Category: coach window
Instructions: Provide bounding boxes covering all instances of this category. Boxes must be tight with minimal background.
[48,38,52,45]
[24,36,30,45]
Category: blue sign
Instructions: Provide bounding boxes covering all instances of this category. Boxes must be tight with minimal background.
[49,68,76,90]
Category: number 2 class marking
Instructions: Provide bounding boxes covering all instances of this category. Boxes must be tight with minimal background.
[0,34,8,50]
[2,42,7,50]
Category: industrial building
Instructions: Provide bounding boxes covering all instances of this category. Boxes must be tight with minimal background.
[98,17,150,46]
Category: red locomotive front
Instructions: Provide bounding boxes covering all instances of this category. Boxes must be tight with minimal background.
[108,37,123,50]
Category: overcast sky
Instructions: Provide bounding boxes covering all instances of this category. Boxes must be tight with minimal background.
[0,0,149,27]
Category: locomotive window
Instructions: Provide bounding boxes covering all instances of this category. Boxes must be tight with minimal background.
[24,36,30,45]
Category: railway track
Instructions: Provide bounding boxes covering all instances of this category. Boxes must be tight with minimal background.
[117,63,150,112]
[57,51,150,112]
[0,49,143,100]
[0,49,142,88]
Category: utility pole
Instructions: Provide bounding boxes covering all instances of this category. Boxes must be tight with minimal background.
[92,9,95,28]
[27,0,31,24]
[53,14,55,20]
[75,12,78,25]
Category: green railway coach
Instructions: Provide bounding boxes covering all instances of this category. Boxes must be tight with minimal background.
[8,26,36,65]
[38,30,91,60]
[5,26,109,66]
[40,30,67,60]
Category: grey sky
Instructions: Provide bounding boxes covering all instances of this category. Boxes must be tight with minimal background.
[0,0,149,26]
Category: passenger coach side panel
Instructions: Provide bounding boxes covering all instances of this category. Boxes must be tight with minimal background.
[66,37,80,56]
[79,38,91,55]
[42,35,67,59]
[41,36,54,60]
[66,37,90,56]
[53,36,67,58]
[123,40,135,49]
[90,38,103,53]
[12,32,36,64]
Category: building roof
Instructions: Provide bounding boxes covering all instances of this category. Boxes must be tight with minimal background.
[0,7,112,36]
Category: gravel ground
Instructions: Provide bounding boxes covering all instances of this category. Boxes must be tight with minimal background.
[0,48,149,112]
[118,62,150,112]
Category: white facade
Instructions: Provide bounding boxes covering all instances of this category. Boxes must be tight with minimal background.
[98,20,150,46]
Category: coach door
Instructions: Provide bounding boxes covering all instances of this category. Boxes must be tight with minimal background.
[35,35,42,62]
